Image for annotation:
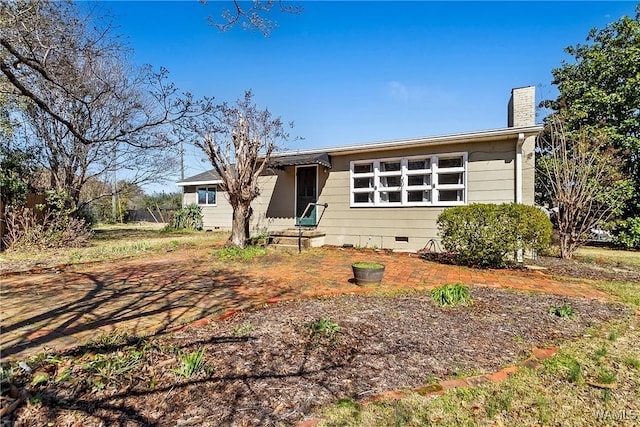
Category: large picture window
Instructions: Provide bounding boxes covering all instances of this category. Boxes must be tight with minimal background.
[350,153,466,207]
[196,186,217,205]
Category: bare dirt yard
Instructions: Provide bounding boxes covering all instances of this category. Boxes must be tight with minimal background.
[6,287,631,426]
[1,232,638,426]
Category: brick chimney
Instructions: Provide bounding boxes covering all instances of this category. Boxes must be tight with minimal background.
[507,86,535,127]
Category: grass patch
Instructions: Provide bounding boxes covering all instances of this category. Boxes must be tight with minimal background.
[1,224,228,271]
[575,246,640,268]
[213,245,267,261]
[430,283,473,307]
[590,280,640,310]
[318,317,640,426]
[352,262,384,269]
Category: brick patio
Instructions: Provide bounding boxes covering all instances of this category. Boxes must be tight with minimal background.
[0,247,610,361]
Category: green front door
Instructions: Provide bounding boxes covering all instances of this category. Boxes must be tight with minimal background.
[296,166,317,226]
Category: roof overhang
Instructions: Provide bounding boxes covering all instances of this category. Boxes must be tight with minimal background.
[272,126,543,158]
[268,152,332,169]
[176,179,223,187]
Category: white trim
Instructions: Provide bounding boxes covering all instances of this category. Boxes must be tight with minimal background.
[267,126,542,158]
[294,165,318,224]
[350,152,467,207]
[196,185,217,206]
[177,179,223,187]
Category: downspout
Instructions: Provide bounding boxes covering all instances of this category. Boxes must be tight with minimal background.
[515,132,525,204]
[515,132,525,263]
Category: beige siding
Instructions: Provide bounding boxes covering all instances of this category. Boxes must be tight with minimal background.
[182,185,233,230]
[186,134,536,250]
[251,136,535,251]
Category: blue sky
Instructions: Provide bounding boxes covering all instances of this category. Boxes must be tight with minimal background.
[94,1,639,192]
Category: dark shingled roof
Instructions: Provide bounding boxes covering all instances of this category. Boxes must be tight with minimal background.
[178,153,331,185]
[268,152,332,169]
[177,169,221,185]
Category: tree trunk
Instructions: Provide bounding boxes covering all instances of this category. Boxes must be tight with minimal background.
[559,233,577,259]
[230,202,251,248]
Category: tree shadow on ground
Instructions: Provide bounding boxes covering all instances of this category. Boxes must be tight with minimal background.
[0,258,294,360]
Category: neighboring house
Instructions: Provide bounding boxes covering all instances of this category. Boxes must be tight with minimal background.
[178,86,542,251]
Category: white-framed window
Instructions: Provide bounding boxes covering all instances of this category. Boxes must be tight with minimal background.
[196,186,217,205]
[350,153,467,207]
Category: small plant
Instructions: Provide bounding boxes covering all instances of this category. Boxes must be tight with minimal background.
[607,330,619,341]
[622,355,640,369]
[352,262,384,269]
[233,321,254,337]
[0,364,15,395]
[597,368,616,384]
[172,204,203,230]
[307,317,341,340]
[84,351,143,384]
[543,354,582,383]
[430,283,473,307]
[173,347,206,378]
[548,304,576,318]
[593,346,607,361]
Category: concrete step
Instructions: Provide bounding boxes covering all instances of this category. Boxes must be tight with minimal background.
[269,229,325,238]
[269,244,304,252]
[269,236,312,247]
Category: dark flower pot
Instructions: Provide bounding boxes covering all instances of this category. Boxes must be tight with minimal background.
[351,262,385,285]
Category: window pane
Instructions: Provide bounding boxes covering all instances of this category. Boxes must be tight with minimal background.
[408,190,431,202]
[438,189,463,202]
[380,161,401,172]
[353,177,373,189]
[380,176,401,187]
[438,157,463,168]
[354,192,373,203]
[408,174,430,186]
[380,191,401,203]
[408,158,430,170]
[197,189,207,204]
[353,163,373,174]
[438,172,463,185]
[206,188,216,204]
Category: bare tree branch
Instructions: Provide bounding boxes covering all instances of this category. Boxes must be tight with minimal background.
[202,0,303,36]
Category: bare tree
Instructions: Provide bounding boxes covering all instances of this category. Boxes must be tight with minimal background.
[19,57,179,210]
[1,0,211,149]
[191,91,291,247]
[537,118,632,258]
[203,0,303,36]
[1,0,212,212]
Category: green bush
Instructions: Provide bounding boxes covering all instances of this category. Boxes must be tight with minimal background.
[171,204,203,230]
[612,217,640,249]
[437,203,552,267]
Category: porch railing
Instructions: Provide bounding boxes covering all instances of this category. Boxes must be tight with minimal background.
[297,202,328,253]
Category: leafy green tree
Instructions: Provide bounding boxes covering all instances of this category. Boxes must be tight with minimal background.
[143,192,183,210]
[0,146,34,207]
[541,6,640,218]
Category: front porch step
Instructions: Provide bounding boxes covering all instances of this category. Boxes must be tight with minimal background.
[268,229,326,251]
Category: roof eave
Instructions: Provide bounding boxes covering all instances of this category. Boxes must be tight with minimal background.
[176,179,223,187]
[271,126,543,158]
